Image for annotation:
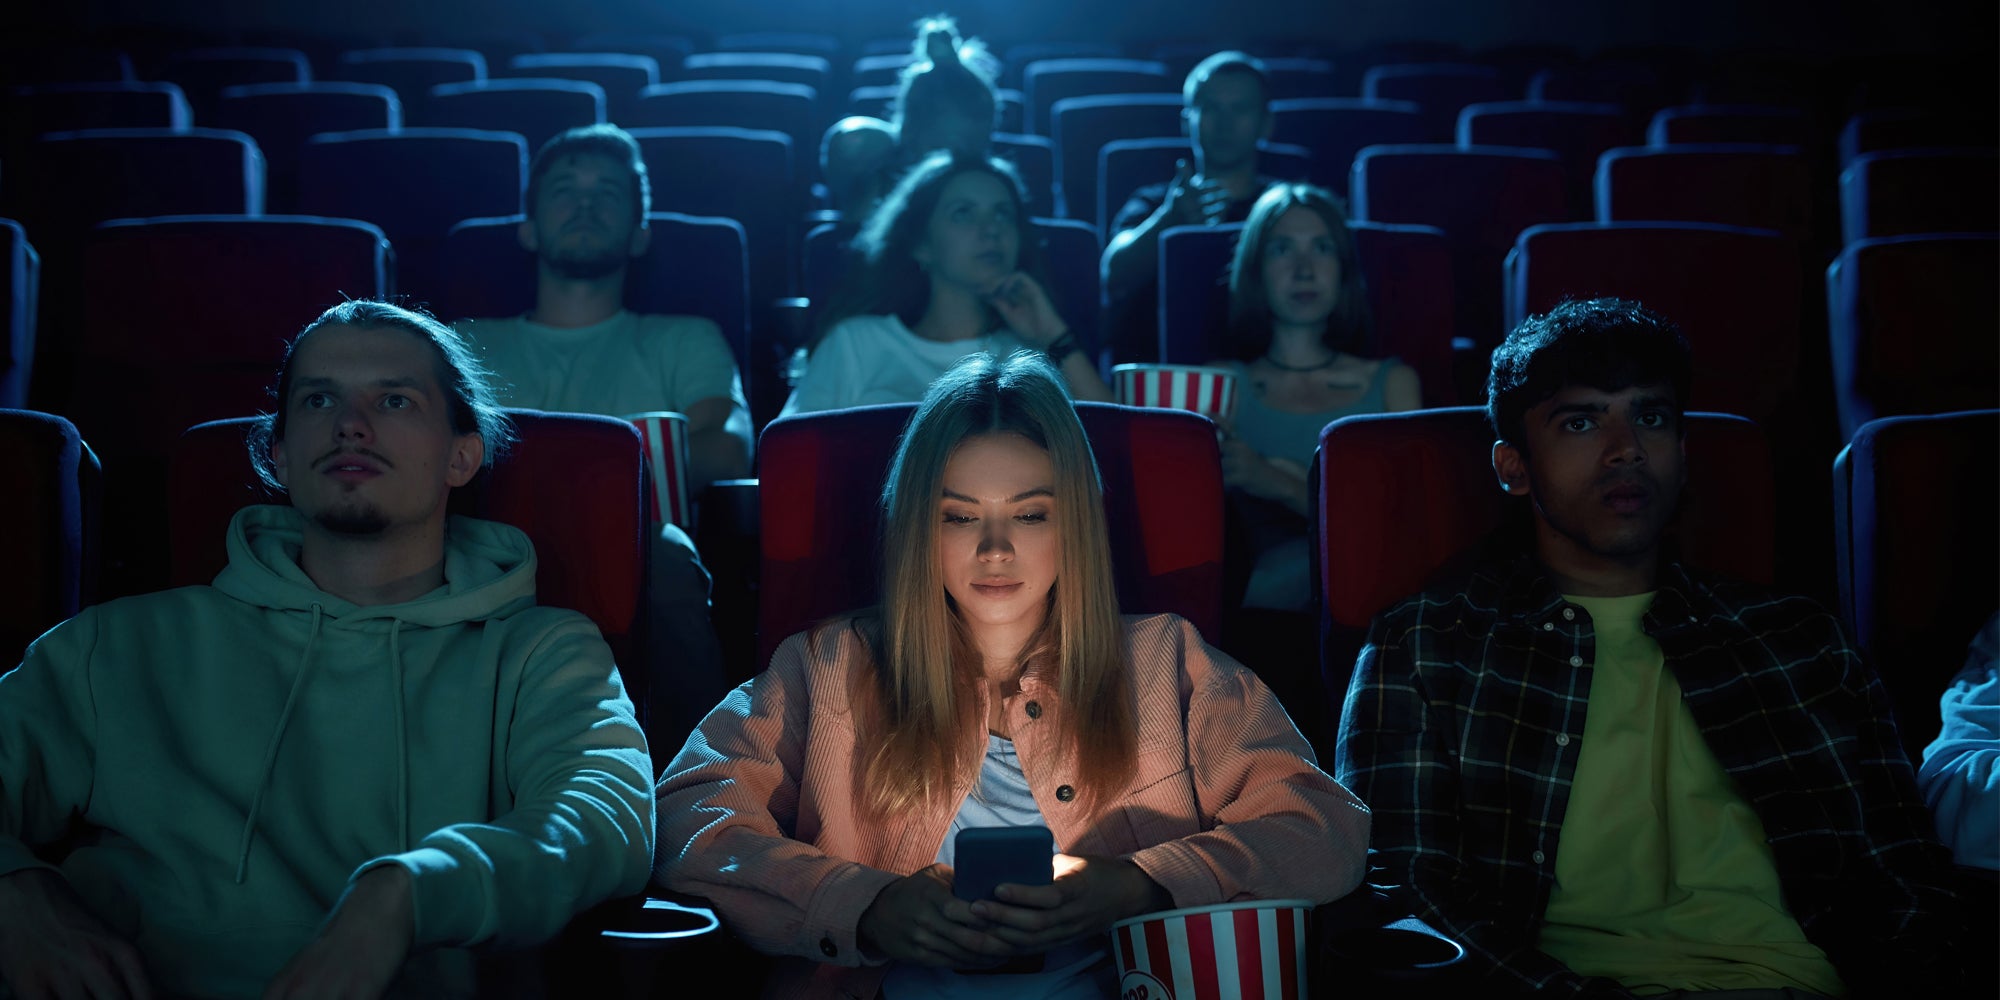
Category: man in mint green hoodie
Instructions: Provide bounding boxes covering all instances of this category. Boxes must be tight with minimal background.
[0,300,656,998]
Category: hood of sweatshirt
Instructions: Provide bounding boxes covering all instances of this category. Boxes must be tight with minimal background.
[207,504,541,886]
[213,504,538,626]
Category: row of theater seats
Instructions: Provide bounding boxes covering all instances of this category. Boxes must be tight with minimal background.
[7,402,1993,766]
[3,35,1992,611]
[9,37,1986,141]
[2,126,1989,388]
[8,69,1992,239]
[4,208,1987,449]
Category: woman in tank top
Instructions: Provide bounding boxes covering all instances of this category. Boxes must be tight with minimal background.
[1210,183,1422,610]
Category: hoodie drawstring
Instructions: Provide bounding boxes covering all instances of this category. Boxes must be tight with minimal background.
[236,603,324,884]
[390,620,410,852]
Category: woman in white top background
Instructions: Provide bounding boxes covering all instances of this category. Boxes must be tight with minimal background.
[783,152,1112,417]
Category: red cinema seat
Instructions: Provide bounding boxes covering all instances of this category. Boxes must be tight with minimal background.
[73,215,391,594]
[1826,234,2000,440]
[1527,62,1680,117]
[1317,407,1775,698]
[710,34,840,58]
[992,133,1056,219]
[8,128,266,245]
[0,408,99,668]
[331,47,486,121]
[1,219,39,409]
[629,82,816,187]
[1832,409,2000,756]
[630,126,798,305]
[4,82,191,149]
[1505,222,1800,421]
[1049,93,1183,223]
[1595,143,1814,244]
[425,78,606,153]
[848,53,915,91]
[211,82,402,212]
[1839,148,2000,245]
[1268,98,1429,198]
[1350,144,1568,346]
[296,128,525,298]
[677,51,831,93]
[1457,101,1641,219]
[1839,109,1996,165]
[1003,43,1125,87]
[158,46,311,120]
[1360,63,1508,142]
[1262,58,1339,101]
[504,53,659,123]
[1647,104,1813,148]
[1021,57,1173,135]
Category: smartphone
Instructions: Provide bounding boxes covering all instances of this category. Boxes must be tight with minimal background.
[951,825,1054,902]
[952,826,1054,976]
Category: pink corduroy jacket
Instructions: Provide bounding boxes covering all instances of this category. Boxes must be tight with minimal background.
[653,613,1372,999]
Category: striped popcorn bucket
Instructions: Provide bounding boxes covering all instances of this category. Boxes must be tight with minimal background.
[1111,364,1239,424]
[1111,899,1312,1000]
[625,411,691,528]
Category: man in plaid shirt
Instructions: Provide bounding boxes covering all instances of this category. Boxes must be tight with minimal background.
[1336,299,1959,998]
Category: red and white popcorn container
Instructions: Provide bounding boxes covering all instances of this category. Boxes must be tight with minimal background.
[1110,899,1312,1000]
[625,411,691,528]
[1111,364,1239,425]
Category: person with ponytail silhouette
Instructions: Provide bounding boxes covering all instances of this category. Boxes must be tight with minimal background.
[891,16,1001,166]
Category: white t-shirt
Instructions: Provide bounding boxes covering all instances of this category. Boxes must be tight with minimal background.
[780,315,1029,418]
[455,310,746,418]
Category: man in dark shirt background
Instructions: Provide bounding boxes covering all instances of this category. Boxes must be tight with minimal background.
[1100,50,1277,362]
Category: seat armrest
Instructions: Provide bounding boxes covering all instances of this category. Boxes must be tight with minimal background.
[1311,888,1467,985]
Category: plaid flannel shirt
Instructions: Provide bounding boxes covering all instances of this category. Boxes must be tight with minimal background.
[1334,549,1959,998]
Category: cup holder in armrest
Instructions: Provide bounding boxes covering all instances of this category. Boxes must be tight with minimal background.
[599,897,721,946]
[1324,916,1466,980]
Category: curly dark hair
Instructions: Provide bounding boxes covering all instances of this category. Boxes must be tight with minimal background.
[1487,297,1692,452]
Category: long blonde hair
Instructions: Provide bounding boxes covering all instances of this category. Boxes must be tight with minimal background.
[854,351,1134,817]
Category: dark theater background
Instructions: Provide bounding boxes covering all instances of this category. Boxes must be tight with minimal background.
[0,0,1997,993]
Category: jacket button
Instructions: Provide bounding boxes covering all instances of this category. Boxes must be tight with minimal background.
[1562,608,1576,621]
[1055,784,1075,802]
[820,936,837,957]
[1555,733,1570,746]
[1025,701,1042,719]
[1569,655,1583,667]
[1532,850,1546,864]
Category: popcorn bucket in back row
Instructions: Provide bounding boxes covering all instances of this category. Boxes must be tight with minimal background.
[1111,899,1313,1000]
[1112,364,1239,425]
[625,411,691,529]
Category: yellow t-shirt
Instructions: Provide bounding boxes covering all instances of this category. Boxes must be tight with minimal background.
[1535,592,1845,997]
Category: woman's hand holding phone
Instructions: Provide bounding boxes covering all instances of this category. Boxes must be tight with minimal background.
[856,864,1008,969]
[971,853,1175,952]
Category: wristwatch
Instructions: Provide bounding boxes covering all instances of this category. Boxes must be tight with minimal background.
[1043,332,1079,366]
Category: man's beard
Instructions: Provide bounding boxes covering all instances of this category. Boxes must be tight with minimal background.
[315,506,390,536]
[543,244,628,281]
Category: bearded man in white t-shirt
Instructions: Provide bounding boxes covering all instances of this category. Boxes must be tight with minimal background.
[456,124,750,746]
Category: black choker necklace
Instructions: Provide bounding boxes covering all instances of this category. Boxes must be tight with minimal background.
[1262,352,1338,373]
